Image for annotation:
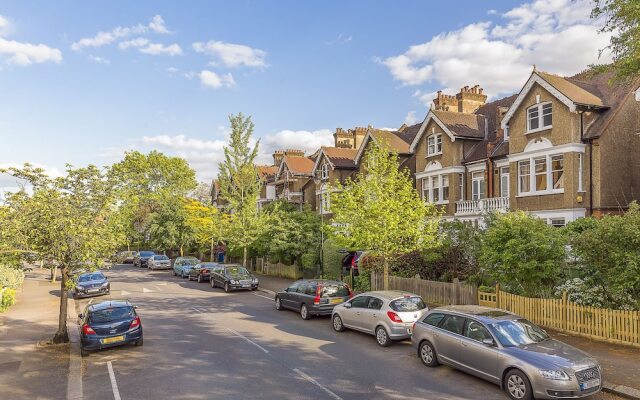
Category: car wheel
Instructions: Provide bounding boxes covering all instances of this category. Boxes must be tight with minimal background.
[332,314,345,332]
[81,348,89,357]
[251,287,257,291]
[210,279,216,288]
[197,275,203,283]
[504,369,533,400]
[224,282,230,293]
[173,270,177,276]
[135,337,144,347]
[419,341,439,367]
[375,326,391,347]
[300,304,310,320]
[275,297,283,310]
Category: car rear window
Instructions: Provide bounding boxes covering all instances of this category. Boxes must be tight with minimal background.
[140,251,155,257]
[423,313,445,326]
[320,284,349,298]
[390,296,426,312]
[89,307,134,323]
[155,255,169,260]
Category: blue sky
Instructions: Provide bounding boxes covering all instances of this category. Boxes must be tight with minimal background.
[0,0,610,185]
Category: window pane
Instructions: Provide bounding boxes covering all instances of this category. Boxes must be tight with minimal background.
[542,103,552,127]
[436,135,442,153]
[427,136,435,155]
[431,176,440,202]
[534,157,547,191]
[442,175,449,201]
[422,179,430,201]
[464,321,493,342]
[441,315,466,335]
[458,173,464,201]
[519,160,530,193]
[350,296,369,308]
[423,313,445,326]
[368,297,384,310]
[528,107,539,130]
[551,154,564,189]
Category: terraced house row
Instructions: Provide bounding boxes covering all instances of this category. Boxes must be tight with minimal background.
[212,67,640,226]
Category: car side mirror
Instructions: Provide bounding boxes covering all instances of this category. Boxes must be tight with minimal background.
[482,338,495,347]
[344,303,352,309]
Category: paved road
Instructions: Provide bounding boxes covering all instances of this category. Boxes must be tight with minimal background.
[71,264,620,400]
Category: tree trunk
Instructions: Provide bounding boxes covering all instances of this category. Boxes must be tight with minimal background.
[180,245,184,257]
[50,265,58,283]
[52,266,69,344]
[243,246,248,269]
[210,238,215,262]
[383,258,389,290]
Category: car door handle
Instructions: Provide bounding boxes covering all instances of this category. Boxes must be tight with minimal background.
[433,332,439,337]
[356,312,361,316]
[372,314,377,317]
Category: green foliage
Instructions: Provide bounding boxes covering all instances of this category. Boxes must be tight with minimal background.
[327,140,440,263]
[300,253,318,271]
[0,265,25,290]
[321,238,343,280]
[568,202,640,309]
[353,268,371,293]
[184,198,227,260]
[148,198,194,256]
[478,285,495,294]
[591,0,640,80]
[0,288,17,312]
[480,211,567,297]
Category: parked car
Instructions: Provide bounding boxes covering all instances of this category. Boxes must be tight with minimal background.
[79,299,143,357]
[173,256,200,278]
[275,279,352,320]
[73,271,110,299]
[332,291,428,347]
[147,254,171,270]
[134,251,155,268]
[188,262,219,283]
[412,305,602,400]
[209,264,258,292]
[113,251,137,264]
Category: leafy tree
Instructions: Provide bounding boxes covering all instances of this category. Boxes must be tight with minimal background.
[148,197,194,256]
[184,198,227,261]
[568,202,640,309]
[1,164,118,343]
[190,181,213,205]
[217,113,267,267]
[327,140,440,289]
[479,211,567,297]
[591,0,640,80]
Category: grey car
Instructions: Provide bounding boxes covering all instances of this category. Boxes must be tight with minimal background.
[74,271,110,298]
[332,291,428,346]
[147,255,171,270]
[275,280,352,320]
[412,305,602,400]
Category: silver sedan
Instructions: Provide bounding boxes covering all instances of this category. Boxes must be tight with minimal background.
[412,305,602,400]
[332,290,429,346]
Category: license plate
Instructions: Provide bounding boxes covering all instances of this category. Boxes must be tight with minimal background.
[87,289,99,293]
[330,298,343,304]
[101,335,124,344]
[407,328,412,335]
[580,379,601,391]
[241,284,250,288]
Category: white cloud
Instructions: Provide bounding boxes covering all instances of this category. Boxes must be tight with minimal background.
[381,0,612,98]
[260,129,334,158]
[404,111,418,125]
[326,33,353,46]
[72,15,171,51]
[198,70,236,89]
[118,37,150,50]
[89,55,110,64]
[0,38,63,66]
[118,37,182,56]
[192,40,267,68]
[0,15,11,36]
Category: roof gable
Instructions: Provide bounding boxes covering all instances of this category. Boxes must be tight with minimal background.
[409,110,485,152]
[354,129,411,164]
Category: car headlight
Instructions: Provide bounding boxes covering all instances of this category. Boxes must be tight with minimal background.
[539,369,570,380]
[76,286,84,292]
[252,278,258,283]
[231,280,238,284]
[101,282,109,288]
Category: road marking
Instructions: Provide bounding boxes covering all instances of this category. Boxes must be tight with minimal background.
[191,307,204,313]
[154,285,163,291]
[120,290,130,296]
[293,368,343,400]
[142,287,153,293]
[107,361,121,400]
[227,328,269,354]
[253,293,273,301]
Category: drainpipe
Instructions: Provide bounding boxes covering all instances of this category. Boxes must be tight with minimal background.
[579,111,594,216]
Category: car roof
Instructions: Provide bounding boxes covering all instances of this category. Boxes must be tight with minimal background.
[293,279,345,285]
[176,256,198,260]
[78,271,104,277]
[432,305,520,322]
[223,264,245,268]
[361,290,419,300]
[88,300,132,312]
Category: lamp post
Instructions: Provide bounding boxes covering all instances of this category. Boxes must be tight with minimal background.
[313,175,324,278]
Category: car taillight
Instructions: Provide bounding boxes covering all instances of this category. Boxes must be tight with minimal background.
[387,311,403,323]
[314,285,322,305]
[351,257,358,270]
[130,316,141,329]
[82,324,96,335]
[202,269,209,274]
[412,322,416,331]
[347,286,354,299]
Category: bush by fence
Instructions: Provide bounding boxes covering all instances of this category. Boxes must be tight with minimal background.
[0,288,17,312]
[370,272,477,306]
[255,258,302,280]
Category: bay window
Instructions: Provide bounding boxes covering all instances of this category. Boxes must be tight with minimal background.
[551,155,564,189]
[427,134,442,156]
[442,175,449,201]
[431,176,440,203]
[534,157,547,191]
[527,102,552,133]
[422,174,449,204]
[519,160,531,193]
[471,171,485,201]
[517,154,565,195]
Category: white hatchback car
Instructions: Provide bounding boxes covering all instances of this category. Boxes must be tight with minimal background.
[147,254,172,270]
[331,290,428,346]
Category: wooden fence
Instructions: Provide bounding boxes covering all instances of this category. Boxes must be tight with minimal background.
[370,272,477,306]
[254,258,302,280]
[478,286,640,348]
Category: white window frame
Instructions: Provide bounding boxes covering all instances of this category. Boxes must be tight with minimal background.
[517,154,565,196]
[578,153,584,192]
[421,173,449,204]
[320,163,330,180]
[427,134,443,157]
[526,102,552,134]
[458,173,464,201]
[500,167,510,198]
[471,171,485,201]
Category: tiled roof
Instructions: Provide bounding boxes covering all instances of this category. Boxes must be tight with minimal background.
[537,71,605,107]
[256,165,278,181]
[283,156,314,175]
[396,123,421,144]
[433,110,487,139]
[322,147,358,169]
[370,129,411,154]
[490,140,509,158]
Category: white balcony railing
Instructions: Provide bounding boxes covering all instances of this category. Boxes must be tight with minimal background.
[455,197,509,216]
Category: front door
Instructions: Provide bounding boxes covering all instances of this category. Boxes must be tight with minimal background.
[360,296,384,333]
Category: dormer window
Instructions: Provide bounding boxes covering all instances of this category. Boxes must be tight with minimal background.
[320,163,329,180]
[427,134,442,156]
[527,102,552,133]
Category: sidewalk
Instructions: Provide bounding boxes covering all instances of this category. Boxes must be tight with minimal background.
[256,273,296,294]
[548,329,640,398]
[0,267,70,399]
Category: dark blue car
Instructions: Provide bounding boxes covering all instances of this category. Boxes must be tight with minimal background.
[79,300,143,356]
[73,271,110,299]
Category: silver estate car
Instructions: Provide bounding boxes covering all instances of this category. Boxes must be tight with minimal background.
[412,305,602,400]
[332,291,428,346]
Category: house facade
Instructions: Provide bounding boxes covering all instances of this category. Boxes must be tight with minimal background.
[309,146,358,216]
[270,150,315,209]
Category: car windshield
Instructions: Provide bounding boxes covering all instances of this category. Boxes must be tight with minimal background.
[181,258,199,265]
[89,306,134,323]
[139,251,154,257]
[390,296,426,312]
[490,319,550,347]
[226,266,249,276]
[78,273,104,282]
[154,255,169,260]
[321,284,349,298]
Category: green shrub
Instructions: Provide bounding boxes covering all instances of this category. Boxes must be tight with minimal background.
[0,265,24,290]
[300,253,318,270]
[478,285,495,293]
[353,268,371,293]
[321,239,342,280]
[0,288,17,312]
